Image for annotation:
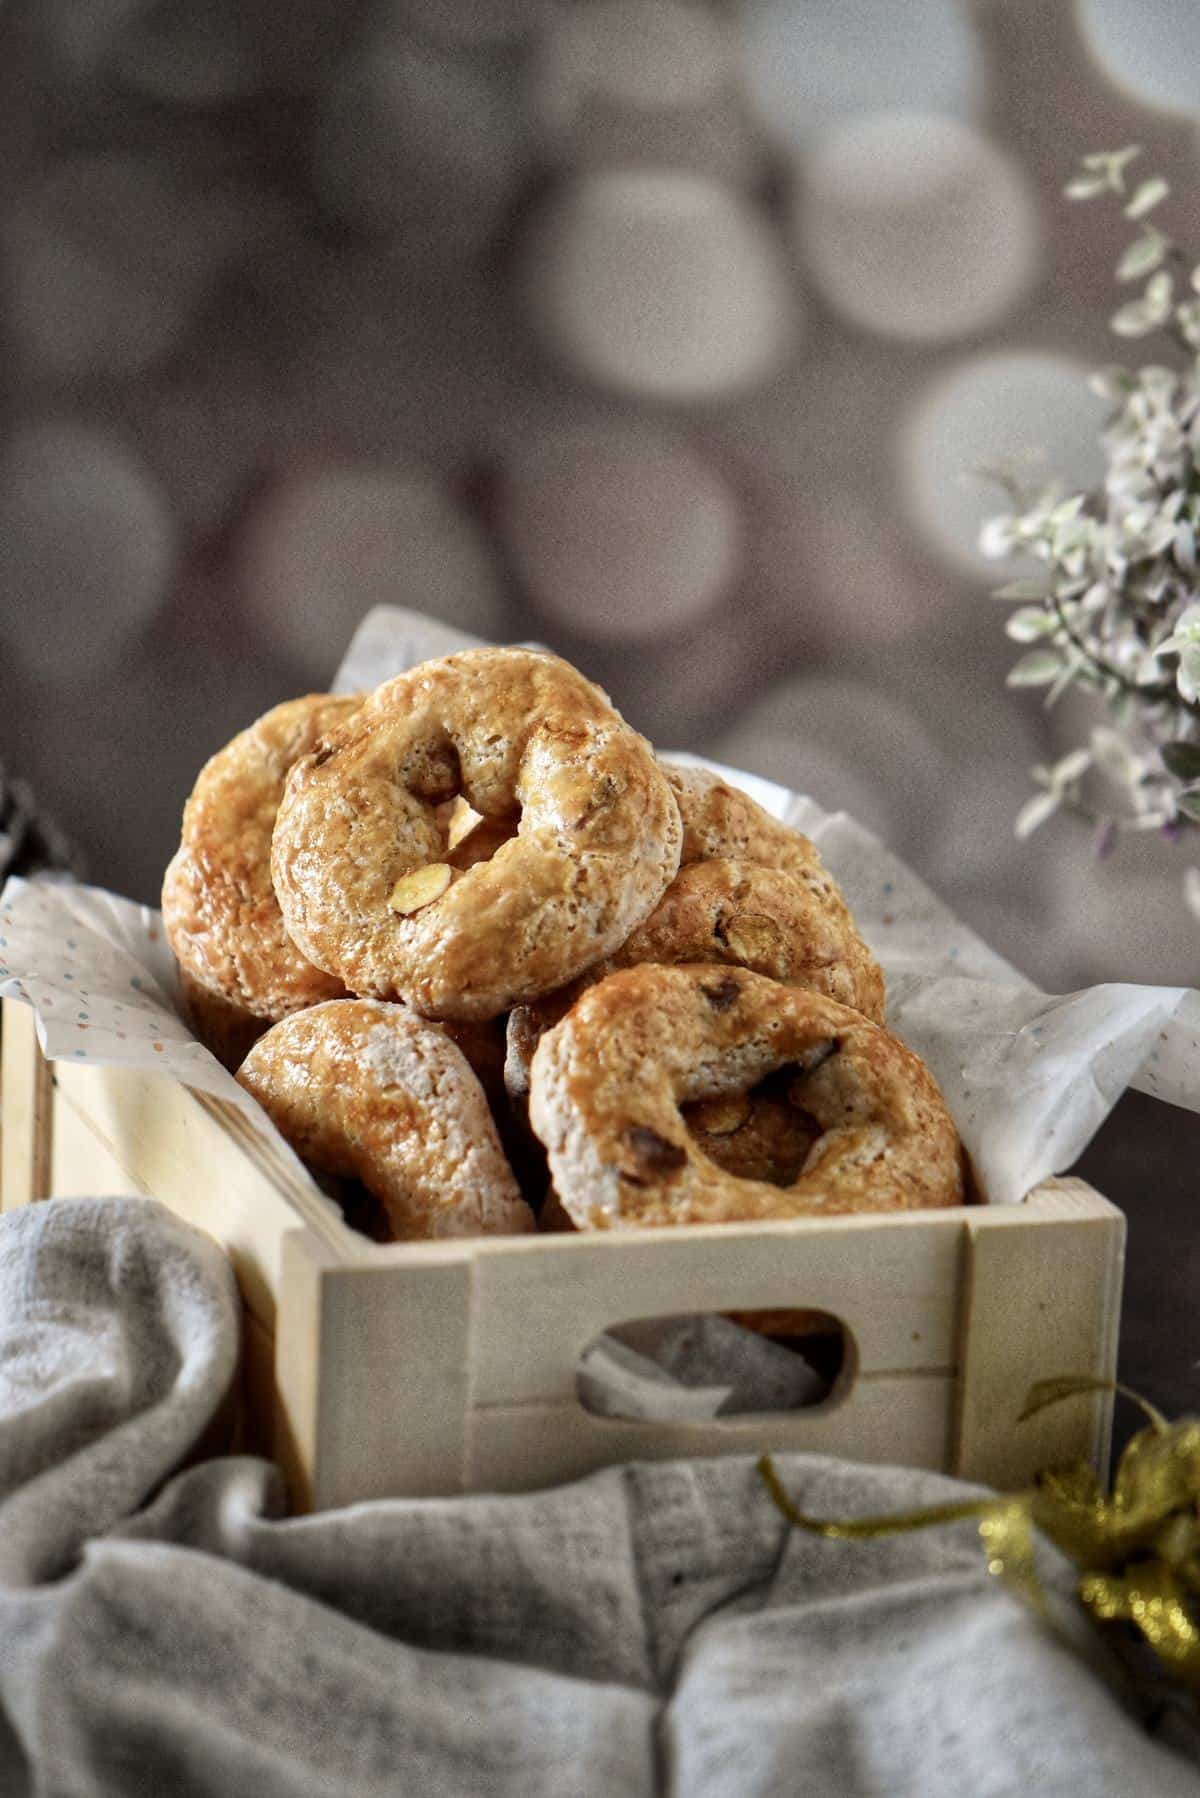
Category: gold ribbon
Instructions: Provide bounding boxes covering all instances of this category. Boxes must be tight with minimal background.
[759,1377,1200,1691]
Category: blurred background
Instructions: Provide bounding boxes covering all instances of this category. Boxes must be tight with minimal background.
[2,0,1200,1420]
[3,0,1200,987]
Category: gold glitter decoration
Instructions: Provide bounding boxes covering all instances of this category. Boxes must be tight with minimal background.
[760,1377,1200,1693]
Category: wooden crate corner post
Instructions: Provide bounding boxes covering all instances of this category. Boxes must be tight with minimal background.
[275,1231,477,1512]
[952,1179,1125,1490]
[1,999,54,1212]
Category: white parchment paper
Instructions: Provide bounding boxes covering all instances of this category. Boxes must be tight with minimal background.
[1,602,1195,1210]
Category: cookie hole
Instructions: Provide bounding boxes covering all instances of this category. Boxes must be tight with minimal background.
[576,1309,853,1420]
[682,1066,823,1188]
[438,797,521,871]
[406,735,462,803]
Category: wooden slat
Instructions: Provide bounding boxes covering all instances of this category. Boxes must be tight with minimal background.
[49,1058,348,1331]
[953,1178,1125,1488]
[466,1210,966,1406]
[1,1000,54,1210]
[468,1373,954,1495]
[50,1087,141,1198]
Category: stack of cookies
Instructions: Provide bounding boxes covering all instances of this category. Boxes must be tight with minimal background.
[163,647,964,1241]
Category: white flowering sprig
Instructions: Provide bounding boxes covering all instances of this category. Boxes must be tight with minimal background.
[981,147,1200,911]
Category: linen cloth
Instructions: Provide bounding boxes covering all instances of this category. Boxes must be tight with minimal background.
[2,1198,1199,1798]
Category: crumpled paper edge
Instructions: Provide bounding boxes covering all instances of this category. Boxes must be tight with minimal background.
[0,876,337,1218]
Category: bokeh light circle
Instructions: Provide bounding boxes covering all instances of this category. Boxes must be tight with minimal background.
[499,420,741,641]
[716,674,949,849]
[239,464,507,682]
[522,169,795,401]
[754,484,961,649]
[799,113,1040,341]
[742,0,983,150]
[0,421,175,681]
[901,351,1109,576]
[715,725,894,843]
[529,1,753,181]
[6,156,215,380]
[313,36,524,268]
[1078,0,1200,117]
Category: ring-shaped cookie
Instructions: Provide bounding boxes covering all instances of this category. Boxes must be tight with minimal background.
[271,649,682,1019]
[528,964,963,1229]
[505,856,884,1099]
[236,1000,534,1240]
[163,694,361,1055]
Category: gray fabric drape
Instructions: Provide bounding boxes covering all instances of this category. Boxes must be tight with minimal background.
[2,1195,1198,1798]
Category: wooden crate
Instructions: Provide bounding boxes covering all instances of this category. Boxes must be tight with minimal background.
[1,998,1125,1512]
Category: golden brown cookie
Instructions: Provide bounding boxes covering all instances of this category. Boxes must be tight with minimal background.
[505,856,884,1098]
[528,964,963,1230]
[163,693,360,1047]
[662,761,830,879]
[236,999,534,1240]
[270,648,683,1020]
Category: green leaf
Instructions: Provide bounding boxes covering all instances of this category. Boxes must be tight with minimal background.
[1065,174,1109,200]
[993,576,1051,600]
[1005,606,1056,643]
[1176,301,1200,348]
[1124,176,1169,220]
[1088,364,1133,401]
[1082,146,1140,173]
[1049,494,1086,526]
[1045,659,1083,706]
[1116,233,1167,282]
[1007,650,1063,688]
[1111,301,1156,337]
[1146,270,1174,311]
[1053,747,1093,784]
[1161,741,1200,782]
[1176,786,1200,822]
[1015,791,1060,838]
